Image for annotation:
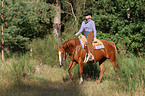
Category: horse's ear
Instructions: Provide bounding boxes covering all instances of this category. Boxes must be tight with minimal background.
[55,45,59,49]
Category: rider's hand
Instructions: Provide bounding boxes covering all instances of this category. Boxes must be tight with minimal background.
[75,33,79,36]
[93,38,97,42]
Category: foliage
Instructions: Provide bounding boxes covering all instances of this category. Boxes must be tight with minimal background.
[0,0,55,52]
[0,0,144,55]
[53,0,145,55]
[90,0,145,54]
[27,34,59,66]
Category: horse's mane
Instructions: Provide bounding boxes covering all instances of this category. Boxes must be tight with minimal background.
[61,38,77,48]
[61,39,71,49]
[60,38,79,54]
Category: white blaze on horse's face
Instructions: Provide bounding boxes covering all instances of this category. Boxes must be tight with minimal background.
[56,46,65,66]
[59,51,62,65]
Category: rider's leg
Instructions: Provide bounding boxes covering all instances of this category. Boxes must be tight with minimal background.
[87,32,95,60]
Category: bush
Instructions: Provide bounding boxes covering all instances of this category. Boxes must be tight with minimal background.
[9,54,34,82]
[27,34,59,66]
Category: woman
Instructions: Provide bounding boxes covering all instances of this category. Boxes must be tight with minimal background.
[75,11,97,61]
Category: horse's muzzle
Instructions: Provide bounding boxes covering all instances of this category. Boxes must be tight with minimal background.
[59,61,65,67]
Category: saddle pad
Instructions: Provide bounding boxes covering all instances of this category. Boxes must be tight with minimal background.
[78,37,104,50]
[93,44,104,49]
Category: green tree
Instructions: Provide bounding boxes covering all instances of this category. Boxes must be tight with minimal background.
[0,0,55,54]
[90,0,145,55]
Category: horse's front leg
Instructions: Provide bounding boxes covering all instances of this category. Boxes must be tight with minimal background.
[68,60,77,81]
[78,59,84,84]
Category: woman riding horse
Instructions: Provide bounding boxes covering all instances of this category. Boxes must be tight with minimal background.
[75,11,97,61]
[56,11,119,84]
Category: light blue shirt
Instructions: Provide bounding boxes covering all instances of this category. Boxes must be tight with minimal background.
[78,19,97,38]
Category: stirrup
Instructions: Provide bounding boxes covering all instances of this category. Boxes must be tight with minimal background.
[88,55,94,61]
[84,53,94,63]
[84,54,89,63]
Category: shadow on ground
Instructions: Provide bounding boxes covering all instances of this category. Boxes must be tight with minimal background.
[83,62,100,80]
[0,78,84,96]
[63,62,101,82]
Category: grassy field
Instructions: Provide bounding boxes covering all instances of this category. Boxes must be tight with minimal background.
[0,36,144,96]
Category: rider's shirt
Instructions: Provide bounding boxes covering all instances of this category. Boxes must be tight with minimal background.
[78,19,96,38]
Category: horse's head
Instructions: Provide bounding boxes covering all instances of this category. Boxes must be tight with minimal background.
[56,45,66,67]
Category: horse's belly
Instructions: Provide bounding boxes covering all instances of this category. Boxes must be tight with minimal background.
[95,49,105,61]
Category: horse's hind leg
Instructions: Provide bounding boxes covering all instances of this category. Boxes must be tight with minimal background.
[96,61,106,83]
[109,57,120,80]
[109,56,118,72]
[68,60,77,81]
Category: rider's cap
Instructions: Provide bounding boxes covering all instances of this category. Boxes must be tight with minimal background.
[84,11,92,16]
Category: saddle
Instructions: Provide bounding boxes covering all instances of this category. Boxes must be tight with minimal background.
[78,34,103,50]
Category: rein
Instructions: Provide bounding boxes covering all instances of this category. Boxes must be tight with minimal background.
[74,35,77,46]
[72,36,78,61]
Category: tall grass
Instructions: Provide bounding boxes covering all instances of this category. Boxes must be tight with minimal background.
[0,54,37,86]
[27,35,59,66]
[0,34,144,95]
[113,54,145,93]
[9,54,34,82]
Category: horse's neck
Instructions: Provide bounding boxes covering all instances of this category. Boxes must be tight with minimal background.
[62,38,79,54]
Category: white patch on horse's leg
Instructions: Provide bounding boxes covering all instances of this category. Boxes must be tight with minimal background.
[84,53,88,63]
[59,51,62,65]
[79,77,83,84]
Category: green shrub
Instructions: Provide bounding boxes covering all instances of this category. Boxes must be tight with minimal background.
[27,35,59,66]
[9,54,34,82]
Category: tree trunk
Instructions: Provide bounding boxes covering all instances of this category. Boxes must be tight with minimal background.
[53,0,61,41]
[1,0,4,60]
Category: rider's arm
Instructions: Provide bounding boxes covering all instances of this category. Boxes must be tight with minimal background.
[92,21,97,40]
[75,21,84,36]
[78,21,84,34]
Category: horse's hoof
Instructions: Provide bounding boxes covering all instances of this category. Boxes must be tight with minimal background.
[79,82,83,84]
[79,80,83,84]
[96,81,101,84]
[79,78,83,84]
[95,82,101,84]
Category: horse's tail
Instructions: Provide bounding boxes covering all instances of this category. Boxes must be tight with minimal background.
[112,42,120,71]
[111,41,117,56]
[114,43,118,56]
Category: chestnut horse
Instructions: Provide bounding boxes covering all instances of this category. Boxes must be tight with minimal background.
[56,38,118,84]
